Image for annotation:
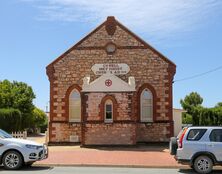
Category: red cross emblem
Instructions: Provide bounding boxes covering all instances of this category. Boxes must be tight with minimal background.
[105,79,112,87]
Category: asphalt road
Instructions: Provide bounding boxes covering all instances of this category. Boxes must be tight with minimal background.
[0,166,222,174]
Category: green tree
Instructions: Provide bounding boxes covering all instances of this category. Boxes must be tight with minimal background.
[0,108,22,132]
[213,104,222,125]
[0,80,35,111]
[180,92,222,126]
[215,102,222,108]
[180,92,203,108]
[180,92,203,126]
[31,107,48,132]
[182,113,192,124]
[0,80,36,130]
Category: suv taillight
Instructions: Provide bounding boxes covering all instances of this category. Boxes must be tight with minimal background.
[178,128,187,148]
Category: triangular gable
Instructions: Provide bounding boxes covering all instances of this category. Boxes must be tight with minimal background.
[46,16,176,70]
[82,73,136,92]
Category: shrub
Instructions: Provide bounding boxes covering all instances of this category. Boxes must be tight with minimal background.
[0,108,22,132]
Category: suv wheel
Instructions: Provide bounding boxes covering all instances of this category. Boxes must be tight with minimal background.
[193,156,213,174]
[2,151,23,170]
[169,137,177,155]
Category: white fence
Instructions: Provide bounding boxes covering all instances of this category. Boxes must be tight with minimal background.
[11,131,27,139]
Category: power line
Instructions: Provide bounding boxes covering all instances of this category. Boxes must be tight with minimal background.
[173,65,222,83]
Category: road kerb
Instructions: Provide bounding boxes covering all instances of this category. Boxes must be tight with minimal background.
[33,163,191,169]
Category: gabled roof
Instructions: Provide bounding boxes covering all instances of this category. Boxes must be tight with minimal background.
[82,73,136,92]
[46,16,176,69]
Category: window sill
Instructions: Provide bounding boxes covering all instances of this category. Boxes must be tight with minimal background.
[69,121,81,123]
[140,121,153,126]
[104,120,113,124]
[140,121,153,123]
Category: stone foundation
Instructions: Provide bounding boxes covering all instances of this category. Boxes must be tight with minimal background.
[83,123,136,145]
[50,122,82,143]
[136,122,172,142]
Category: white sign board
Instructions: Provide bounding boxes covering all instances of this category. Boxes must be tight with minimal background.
[91,63,130,75]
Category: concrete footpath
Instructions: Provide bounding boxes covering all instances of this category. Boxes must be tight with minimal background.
[28,136,222,172]
[28,136,183,168]
[36,145,185,168]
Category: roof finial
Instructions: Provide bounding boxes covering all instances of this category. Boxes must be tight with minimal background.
[105,16,116,36]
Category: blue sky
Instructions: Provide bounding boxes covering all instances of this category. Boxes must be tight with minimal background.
[0,0,222,111]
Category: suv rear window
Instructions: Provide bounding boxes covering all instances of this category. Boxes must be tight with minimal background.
[210,129,222,142]
[187,129,207,141]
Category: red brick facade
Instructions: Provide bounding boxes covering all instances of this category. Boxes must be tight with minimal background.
[46,16,176,145]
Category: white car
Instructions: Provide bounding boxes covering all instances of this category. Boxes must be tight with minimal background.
[170,126,222,174]
[0,129,48,170]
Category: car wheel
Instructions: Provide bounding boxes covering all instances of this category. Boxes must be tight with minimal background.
[2,151,23,170]
[169,137,177,155]
[193,156,213,174]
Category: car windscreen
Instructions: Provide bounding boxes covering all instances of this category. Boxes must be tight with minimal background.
[0,129,13,138]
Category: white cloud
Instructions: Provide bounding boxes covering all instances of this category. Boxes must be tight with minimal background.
[21,0,222,43]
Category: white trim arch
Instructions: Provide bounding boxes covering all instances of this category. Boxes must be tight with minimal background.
[140,88,153,122]
[69,89,81,122]
[104,99,113,123]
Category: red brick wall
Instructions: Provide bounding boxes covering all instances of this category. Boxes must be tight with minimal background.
[84,123,136,145]
[50,122,81,142]
[136,123,172,142]
[85,93,133,121]
[82,92,135,145]
[46,17,176,145]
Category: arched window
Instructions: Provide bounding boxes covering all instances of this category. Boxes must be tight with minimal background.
[69,89,81,122]
[140,89,153,122]
[104,99,113,123]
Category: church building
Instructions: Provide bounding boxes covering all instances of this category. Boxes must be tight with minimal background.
[46,16,176,145]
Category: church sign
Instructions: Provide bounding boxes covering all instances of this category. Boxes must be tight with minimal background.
[91,63,130,75]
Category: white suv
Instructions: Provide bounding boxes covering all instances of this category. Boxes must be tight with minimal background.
[170,126,222,174]
[0,129,48,170]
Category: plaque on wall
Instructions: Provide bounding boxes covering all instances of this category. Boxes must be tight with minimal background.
[91,63,130,75]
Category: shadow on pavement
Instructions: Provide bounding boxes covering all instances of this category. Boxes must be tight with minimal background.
[0,165,53,171]
[27,133,46,137]
[179,169,222,174]
[22,166,53,171]
[83,143,169,152]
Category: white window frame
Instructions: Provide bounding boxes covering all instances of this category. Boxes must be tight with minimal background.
[69,89,81,122]
[140,88,153,122]
[104,99,113,123]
